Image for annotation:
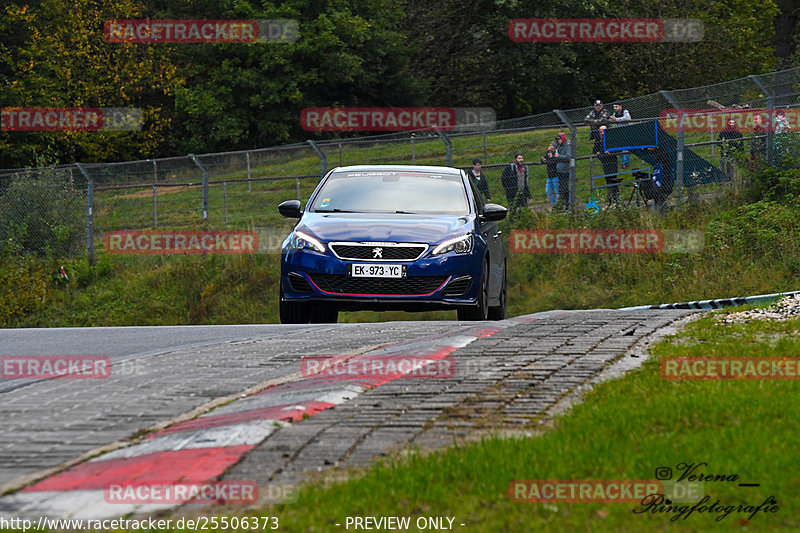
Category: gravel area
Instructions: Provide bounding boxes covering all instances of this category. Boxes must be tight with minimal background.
[717,293,800,323]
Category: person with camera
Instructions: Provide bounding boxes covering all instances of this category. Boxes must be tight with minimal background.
[553,132,573,210]
[541,142,559,208]
[593,126,620,205]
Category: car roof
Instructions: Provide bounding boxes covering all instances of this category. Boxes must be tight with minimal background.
[331,165,462,175]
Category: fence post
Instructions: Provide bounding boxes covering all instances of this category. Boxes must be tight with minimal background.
[190,154,209,225]
[76,163,94,265]
[436,130,452,166]
[153,185,158,227]
[149,159,157,227]
[224,181,229,225]
[554,110,577,210]
[483,131,488,163]
[307,140,327,179]
[750,74,774,164]
[246,151,251,193]
[660,90,684,199]
[411,134,416,164]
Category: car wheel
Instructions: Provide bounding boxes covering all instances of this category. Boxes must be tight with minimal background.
[488,262,506,320]
[457,260,489,321]
[310,303,339,323]
[279,285,310,324]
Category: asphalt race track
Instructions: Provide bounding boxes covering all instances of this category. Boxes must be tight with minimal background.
[0,310,696,519]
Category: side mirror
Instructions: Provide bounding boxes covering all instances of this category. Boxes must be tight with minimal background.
[278,200,302,218]
[481,203,507,222]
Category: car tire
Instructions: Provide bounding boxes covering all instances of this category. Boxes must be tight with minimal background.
[310,303,339,323]
[457,260,489,321]
[279,285,310,324]
[488,262,506,320]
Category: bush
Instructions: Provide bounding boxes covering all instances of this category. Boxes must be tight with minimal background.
[742,165,800,203]
[0,257,47,326]
[706,199,800,260]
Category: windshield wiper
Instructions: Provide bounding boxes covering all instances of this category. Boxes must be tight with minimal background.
[314,208,360,213]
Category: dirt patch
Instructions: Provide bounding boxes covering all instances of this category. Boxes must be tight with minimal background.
[116,185,200,199]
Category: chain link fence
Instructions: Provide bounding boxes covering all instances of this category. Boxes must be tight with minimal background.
[3,66,800,260]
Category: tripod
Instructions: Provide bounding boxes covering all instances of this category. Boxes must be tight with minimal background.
[625,181,647,207]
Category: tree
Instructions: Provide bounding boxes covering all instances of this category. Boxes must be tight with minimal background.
[0,0,181,167]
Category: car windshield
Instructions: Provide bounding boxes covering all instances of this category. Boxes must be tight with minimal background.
[310,170,470,215]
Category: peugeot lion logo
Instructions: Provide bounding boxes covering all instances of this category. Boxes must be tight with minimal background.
[372,247,383,259]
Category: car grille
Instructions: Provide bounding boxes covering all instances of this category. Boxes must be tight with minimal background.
[288,272,312,293]
[329,243,427,261]
[442,276,472,297]
[309,274,447,295]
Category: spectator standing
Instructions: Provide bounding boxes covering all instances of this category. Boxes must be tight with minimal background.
[585,100,610,135]
[609,102,632,168]
[553,132,573,210]
[775,109,791,133]
[500,153,530,211]
[466,158,492,202]
[774,109,792,160]
[593,126,620,205]
[749,113,767,167]
[541,142,559,208]
[718,119,744,179]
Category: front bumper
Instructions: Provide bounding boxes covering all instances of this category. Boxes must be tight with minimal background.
[281,247,482,309]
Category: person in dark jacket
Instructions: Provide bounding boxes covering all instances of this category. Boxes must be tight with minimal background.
[593,126,619,205]
[500,153,530,211]
[553,132,573,209]
[609,102,632,168]
[585,100,610,135]
[541,142,559,208]
[466,158,492,202]
[749,113,767,167]
[718,119,744,179]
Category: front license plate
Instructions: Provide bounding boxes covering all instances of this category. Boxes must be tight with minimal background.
[350,264,405,278]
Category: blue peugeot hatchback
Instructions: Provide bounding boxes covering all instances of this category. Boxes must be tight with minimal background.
[278,165,507,323]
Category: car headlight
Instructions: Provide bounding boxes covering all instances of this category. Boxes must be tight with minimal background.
[431,234,473,255]
[287,230,326,253]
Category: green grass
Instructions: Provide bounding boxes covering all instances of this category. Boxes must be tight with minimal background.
[4,191,800,327]
[236,312,800,532]
[89,124,733,233]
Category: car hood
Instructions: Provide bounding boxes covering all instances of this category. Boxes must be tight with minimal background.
[297,213,473,244]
